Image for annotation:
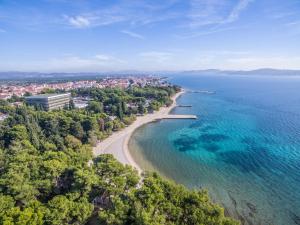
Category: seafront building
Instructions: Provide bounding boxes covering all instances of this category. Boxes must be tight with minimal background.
[0,112,8,122]
[25,93,71,111]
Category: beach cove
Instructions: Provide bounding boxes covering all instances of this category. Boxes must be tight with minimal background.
[93,90,194,173]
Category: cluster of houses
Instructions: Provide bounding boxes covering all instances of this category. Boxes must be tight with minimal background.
[0,76,168,122]
[0,76,163,100]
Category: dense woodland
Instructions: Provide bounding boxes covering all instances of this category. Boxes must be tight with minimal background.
[0,85,239,225]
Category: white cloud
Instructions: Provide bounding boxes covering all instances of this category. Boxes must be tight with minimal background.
[139,51,173,63]
[0,28,6,33]
[94,54,112,61]
[64,9,125,29]
[201,50,251,56]
[271,12,295,19]
[150,51,300,71]
[176,26,244,38]
[225,0,253,23]
[41,54,127,71]
[121,30,144,39]
[286,21,300,26]
[284,20,300,36]
[188,0,254,27]
[188,0,225,27]
[224,56,300,70]
[0,54,127,72]
[67,16,91,28]
[62,1,180,29]
[2,51,300,72]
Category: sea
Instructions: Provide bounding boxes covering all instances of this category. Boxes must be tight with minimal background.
[129,73,300,225]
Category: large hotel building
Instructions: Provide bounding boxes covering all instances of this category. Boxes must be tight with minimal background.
[25,93,71,111]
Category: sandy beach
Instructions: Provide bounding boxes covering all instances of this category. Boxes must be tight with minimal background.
[93,90,186,173]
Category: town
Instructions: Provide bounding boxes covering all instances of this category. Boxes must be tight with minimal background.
[0,76,165,100]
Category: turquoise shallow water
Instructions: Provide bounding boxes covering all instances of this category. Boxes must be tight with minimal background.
[129,74,300,225]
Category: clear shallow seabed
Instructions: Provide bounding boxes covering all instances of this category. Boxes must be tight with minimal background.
[129,74,300,225]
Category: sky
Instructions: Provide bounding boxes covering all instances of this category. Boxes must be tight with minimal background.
[0,0,300,72]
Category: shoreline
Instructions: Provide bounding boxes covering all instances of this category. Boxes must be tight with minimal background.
[93,89,185,174]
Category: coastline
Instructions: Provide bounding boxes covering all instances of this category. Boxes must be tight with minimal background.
[93,90,185,174]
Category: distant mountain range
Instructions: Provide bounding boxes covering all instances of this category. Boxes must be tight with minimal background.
[0,71,153,81]
[180,68,300,76]
[1,69,300,80]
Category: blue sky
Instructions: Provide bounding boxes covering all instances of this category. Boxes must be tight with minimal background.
[0,0,300,72]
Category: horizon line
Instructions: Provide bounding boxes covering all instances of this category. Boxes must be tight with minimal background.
[1,68,300,74]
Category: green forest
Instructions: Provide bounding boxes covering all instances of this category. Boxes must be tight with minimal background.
[0,86,239,225]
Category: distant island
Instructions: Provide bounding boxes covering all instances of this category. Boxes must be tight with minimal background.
[179,68,300,76]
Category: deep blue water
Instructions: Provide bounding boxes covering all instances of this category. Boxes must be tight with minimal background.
[129,74,300,225]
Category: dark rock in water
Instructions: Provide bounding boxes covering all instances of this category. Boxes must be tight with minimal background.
[202,143,220,152]
[241,137,256,145]
[237,214,246,225]
[228,192,237,208]
[201,125,215,132]
[290,211,300,225]
[224,207,231,217]
[180,134,190,138]
[189,121,203,128]
[246,202,257,214]
[198,133,230,143]
[173,135,198,152]
[263,136,276,144]
[178,147,190,152]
